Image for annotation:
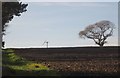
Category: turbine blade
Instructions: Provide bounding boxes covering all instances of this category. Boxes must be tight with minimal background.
[42,41,45,46]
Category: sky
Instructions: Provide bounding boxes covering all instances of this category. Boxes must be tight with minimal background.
[4,2,118,48]
[1,0,119,2]
[21,0,119,2]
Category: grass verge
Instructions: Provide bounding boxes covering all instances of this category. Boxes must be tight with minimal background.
[2,49,58,76]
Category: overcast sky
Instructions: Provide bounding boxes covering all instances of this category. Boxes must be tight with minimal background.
[4,2,118,48]
[20,0,119,2]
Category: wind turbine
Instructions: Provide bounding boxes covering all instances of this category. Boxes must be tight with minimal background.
[42,41,49,48]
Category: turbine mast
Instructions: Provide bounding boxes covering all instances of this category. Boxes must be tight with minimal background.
[46,41,48,48]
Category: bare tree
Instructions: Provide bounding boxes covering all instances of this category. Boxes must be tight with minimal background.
[79,20,115,47]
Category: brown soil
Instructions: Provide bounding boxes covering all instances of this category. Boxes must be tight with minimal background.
[12,46,119,76]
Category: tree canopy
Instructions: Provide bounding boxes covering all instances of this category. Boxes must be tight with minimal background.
[2,1,28,35]
[79,20,115,47]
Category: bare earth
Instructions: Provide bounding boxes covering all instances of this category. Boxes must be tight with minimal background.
[13,46,119,76]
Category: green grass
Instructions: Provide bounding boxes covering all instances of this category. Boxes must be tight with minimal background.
[2,49,58,76]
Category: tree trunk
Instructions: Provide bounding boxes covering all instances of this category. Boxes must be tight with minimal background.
[99,44,104,47]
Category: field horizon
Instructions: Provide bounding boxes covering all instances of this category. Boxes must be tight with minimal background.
[5,46,120,49]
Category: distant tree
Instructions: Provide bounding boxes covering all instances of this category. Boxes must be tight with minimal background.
[2,1,28,35]
[79,20,115,47]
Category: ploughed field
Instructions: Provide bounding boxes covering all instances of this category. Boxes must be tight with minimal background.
[13,46,119,76]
